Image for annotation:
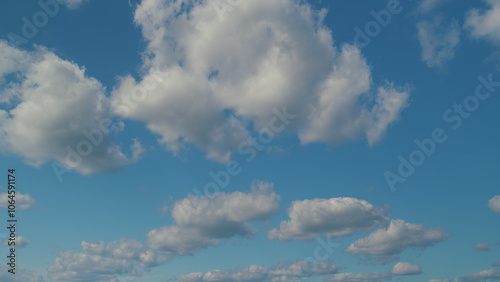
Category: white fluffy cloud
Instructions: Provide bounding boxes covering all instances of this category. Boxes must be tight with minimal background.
[2,236,30,248]
[48,239,166,281]
[324,272,391,282]
[474,242,491,252]
[346,219,449,257]
[49,182,280,280]
[488,195,500,213]
[465,0,500,44]
[0,192,36,209]
[459,269,500,282]
[148,182,280,255]
[268,197,388,241]
[391,262,422,275]
[111,0,410,162]
[172,182,280,238]
[178,260,338,282]
[0,41,142,174]
[417,16,461,69]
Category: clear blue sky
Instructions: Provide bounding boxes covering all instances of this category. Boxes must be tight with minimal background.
[0,0,499,281]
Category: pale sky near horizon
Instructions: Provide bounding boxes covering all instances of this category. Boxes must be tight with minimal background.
[0,0,499,281]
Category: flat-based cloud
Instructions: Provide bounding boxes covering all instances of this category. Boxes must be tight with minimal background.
[148,181,280,254]
[346,219,449,258]
[268,197,389,241]
[178,260,338,282]
[391,262,422,275]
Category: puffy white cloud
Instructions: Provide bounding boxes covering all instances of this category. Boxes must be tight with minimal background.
[0,192,36,209]
[459,269,500,282]
[147,225,218,256]
[172,182,279,238]
[474,242,491,252]
[324,272,391,282]
[0,42,141,174]
[268,197,388,241]
[488,195,500,213]
[178,260,338,282]
[465,0,500,44]
[346,219,449,257]
[48,251,139,281]
[48,239,166,281]
[80,239,167,268]
[391,262,422,275]
[0,42,31,89]
[417,16,461,69]
[50,182,280,280]
[148,182,280,254]
[111,0,410,162]
[2,236,30,248]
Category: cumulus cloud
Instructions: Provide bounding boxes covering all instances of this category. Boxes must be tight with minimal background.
[465,0,500,44]
[148,182,280,254]
[2,236,30,248]
[0,192,36,209]
[111,0,410,162]
[49,182,280,280]
[474,242,491,252]
[268,197,388,241]
[391,262,422,275]
[417,16,461,69]
[324,272,391,282]
[178,260,338,282]
[0,41,141,174]
[488,195,500,213]
[459,269,500,282]
[346,219,449,258]
[48,239,166,281]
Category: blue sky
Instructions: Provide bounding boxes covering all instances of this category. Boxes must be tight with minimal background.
[0,0,499,281]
